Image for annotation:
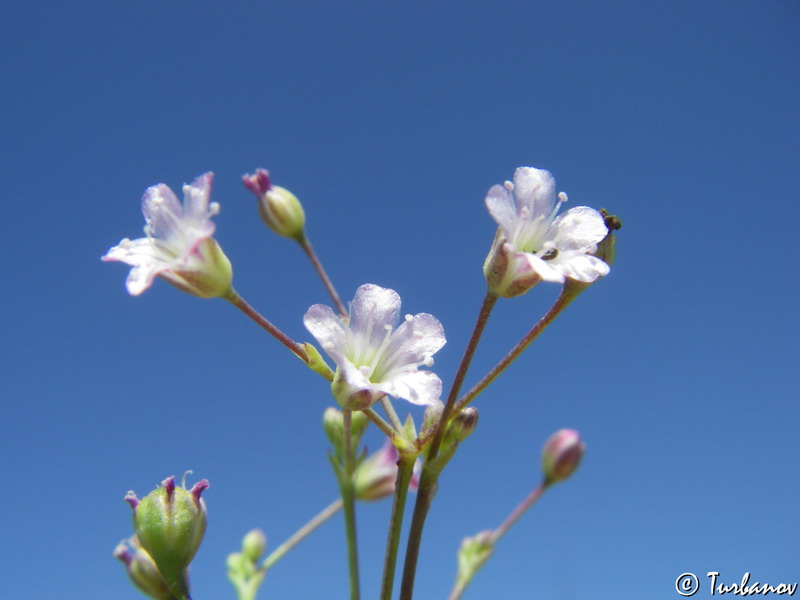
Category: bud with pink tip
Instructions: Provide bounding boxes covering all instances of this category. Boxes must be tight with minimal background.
[541,429,585,484]
[113,536,174,600]
[126,476,209,600]
[243,169,306,241]
[354,439,421,501]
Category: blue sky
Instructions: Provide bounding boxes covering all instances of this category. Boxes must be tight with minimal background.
[2,1,798,599]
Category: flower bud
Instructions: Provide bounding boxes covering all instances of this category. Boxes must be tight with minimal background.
[354,439,421,501]
[447,407,479,444]
[541,429,585,484]
[241,529,267,564]
[126,476,209,599]
[454,530,494,590]
[323,407,369,455]
[114,537,174,600]
[243,169,306,241]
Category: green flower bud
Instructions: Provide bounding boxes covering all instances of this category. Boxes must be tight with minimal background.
[454,530,494,591]
[241,529,267,564]
[446,407,479,445]
[114,537,174,600]
[323,406,369,457]
[125,476,208,600]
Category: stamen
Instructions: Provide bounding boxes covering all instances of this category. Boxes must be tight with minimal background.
[547,192,567,223]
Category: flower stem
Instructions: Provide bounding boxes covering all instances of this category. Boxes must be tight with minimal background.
[400,290,498,600]
[261,498,343,571]
[226,289,309,362]
[299,235,348,319]
[364,408,397,440]
[379,454,417,600]
[380,396,404,432]
[453,286,578,414]
[341,410,361,600]
[489,482,548,545]
[447,482,549,600]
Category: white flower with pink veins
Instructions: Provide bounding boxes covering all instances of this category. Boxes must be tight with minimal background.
[304,284,446,409]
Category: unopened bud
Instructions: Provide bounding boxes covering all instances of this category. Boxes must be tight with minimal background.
[354,439,420,501]
[323,407,369,457]
[541,429,585,484]
[448,407,479,443]
[243,169,306,241]
[241,529,267,564]
[114,537,173,600]
[127,475,209,599]
[455,530,494,590]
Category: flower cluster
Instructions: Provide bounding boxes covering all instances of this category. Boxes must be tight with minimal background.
[107,165,614,600]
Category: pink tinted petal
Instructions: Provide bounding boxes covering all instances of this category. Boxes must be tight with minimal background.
[350,284,401,344]
[182,172,215,224]
[485,184,517,234]
[383,313,446,371]
[141,184,185,240]
[304,304,348,363]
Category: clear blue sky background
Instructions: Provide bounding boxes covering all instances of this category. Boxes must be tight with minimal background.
[2,1,798,599]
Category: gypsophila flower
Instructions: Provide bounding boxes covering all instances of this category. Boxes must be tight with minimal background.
[304,284,446,409]
[103,172,233,298]
[484,167,609,297]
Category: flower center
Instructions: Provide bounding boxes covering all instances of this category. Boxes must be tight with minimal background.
[511,191,567,256]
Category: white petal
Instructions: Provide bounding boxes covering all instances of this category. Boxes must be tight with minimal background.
[550,206,607,251]
[552,252,610,282]
[303,304,348,363]
[349,284,401,345]
[381,313,446,373]
[512,167,556,219]
[141,184,184,240]
[182,172,215,225]
[377,370,442,406]
[522,252,566,283]
[485,184,517,234]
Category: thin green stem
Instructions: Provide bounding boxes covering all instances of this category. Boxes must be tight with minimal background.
[363,407,397,440]
[260,498,343,571]
[399,291,498,600]
[379,454,417,600]
[453,287,578,414]
[226,289,308,362]
[380,396,404,432]
[341,410,361,600]
[447,483,549,600]
[299,235,348,318]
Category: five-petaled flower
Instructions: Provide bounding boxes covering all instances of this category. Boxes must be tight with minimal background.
[483,167,609,297]
[103,173,233,298]
[304,284,446,410]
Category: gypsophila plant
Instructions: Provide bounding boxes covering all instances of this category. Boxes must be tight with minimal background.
[105,165,620,600]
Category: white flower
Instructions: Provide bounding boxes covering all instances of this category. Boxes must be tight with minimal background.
[103,173,233,298]
[484,167,609,296]
[304,284,446,409]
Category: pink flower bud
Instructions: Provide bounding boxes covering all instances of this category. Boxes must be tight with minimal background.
[541,429,585,484]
